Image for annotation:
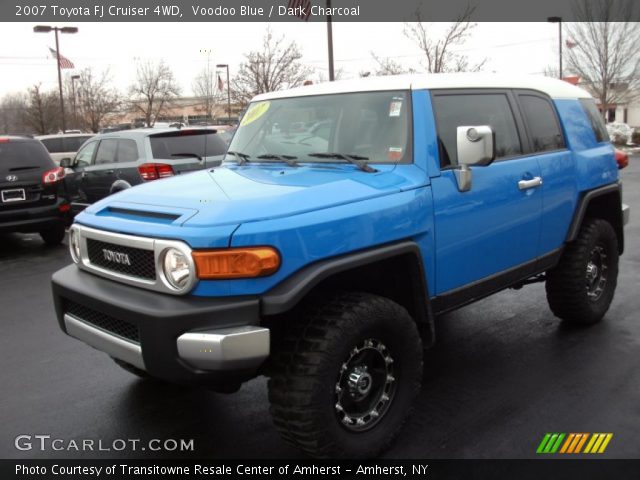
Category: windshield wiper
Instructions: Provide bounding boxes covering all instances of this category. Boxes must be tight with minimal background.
[256,154,299,167]
[226,151,251,165]
[170,152,202,161]
[307,152,377,173]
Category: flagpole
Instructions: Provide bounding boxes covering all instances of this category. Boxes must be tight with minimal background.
[326,0,335,81]
[54,27,67,133]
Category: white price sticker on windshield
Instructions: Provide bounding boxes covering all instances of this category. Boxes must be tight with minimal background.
[389,100,403,117]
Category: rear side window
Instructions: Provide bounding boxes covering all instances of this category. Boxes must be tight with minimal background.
[518,95,565,152]
[432,93,522,167]
[40,137,64,153]
[117,139,139,163]
[62,136,92,152]
[0,141,54,171]
[580,98,609,143]
[95,139,118,165]
[150,132,227,160]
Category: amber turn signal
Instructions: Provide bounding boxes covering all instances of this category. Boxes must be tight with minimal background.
[193,247,280,279]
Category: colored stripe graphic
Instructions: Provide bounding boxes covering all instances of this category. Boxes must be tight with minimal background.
[538,433,613,454]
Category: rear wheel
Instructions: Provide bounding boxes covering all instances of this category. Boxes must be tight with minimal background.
[268,292,423,458]
[546,218,619,325]
[40,224,65,246]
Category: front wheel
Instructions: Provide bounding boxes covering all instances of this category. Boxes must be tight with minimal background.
[268,292,423,458]
[546,218,619,325]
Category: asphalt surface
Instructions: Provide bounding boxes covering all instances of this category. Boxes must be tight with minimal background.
[1,157,639,460]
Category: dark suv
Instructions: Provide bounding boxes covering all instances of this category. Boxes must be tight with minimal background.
[0,136,70,245]
[61,128,227,213]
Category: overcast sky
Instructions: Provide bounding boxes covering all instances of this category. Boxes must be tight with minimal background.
[0,22,561,98]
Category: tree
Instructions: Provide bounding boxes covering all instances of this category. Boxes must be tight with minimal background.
[0,92,28,134]
[370,53,417,76]
[231,28,314,108]
[22,84,60,134]
[128,60,181,127]
[565,0,640,114]
[404,5,486,73]
[192,62,220,122]
[74,68,121,133]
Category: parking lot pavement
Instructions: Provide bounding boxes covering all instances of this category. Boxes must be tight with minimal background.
[1,157,639,460]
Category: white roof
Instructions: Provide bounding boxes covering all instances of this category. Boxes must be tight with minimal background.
[254,73,592,102]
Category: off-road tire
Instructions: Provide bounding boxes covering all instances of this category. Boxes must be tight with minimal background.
[268,292,423,458]
[40,224,65,246]
[546,218,618,325]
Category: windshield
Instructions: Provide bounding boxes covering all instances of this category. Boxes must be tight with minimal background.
[150,131,227,160]
[227,90,412,164]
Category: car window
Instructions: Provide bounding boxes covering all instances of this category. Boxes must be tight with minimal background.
[40,137,64,153]
[62,136,93,152]
[432,93,522,167]
[579,98,609,143]
[74,140,98,168]
[229,91,412,164]
[150,132,227,160]
[0,141,54,172]
[117,139,139,163]
[95,139,118,165]
[519,95,565,152]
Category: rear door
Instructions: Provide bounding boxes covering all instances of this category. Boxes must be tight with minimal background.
[430,90,543,297]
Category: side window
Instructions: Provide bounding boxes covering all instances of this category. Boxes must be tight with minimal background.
[432,93,522,167]
[116,139,139,163]
[580,98,609,143]
[94,139,118,165]
[519,95,565,152]
[74,141,98,168]
[41,138,63,153]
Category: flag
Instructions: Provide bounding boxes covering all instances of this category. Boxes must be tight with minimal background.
[565,39,578,49]
[288,0,312,21]
[49,47,75,69]
[217,74,224,91]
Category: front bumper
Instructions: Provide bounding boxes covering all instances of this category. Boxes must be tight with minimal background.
[52,265,269,385]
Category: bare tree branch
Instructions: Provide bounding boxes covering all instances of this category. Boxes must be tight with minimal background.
[73,68,121,133]
[128,60,181,127]
[566,0,640,113]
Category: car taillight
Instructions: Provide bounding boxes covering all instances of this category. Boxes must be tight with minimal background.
[138,163,175,181]
[42,166,65,184]
[614,149,629,169]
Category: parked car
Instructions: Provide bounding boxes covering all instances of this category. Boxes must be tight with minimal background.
[61,127,227,214]
[0,136,70,244]
[52,74,629,458]
[36,133,94,165]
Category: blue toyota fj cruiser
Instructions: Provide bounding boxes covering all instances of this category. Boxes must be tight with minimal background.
[52,74,630,458]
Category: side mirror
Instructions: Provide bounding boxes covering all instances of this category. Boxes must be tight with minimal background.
[59,157,72,168]
[454,126,496,192]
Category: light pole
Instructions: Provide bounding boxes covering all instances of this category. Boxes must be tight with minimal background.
[547,16,562,79]
[71,74,80,129]
[326,0,335,81]
[216,64,231,124]
[34,25,78,133]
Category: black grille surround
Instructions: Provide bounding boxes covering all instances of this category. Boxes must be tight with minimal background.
[66,301,140,344]
[86,238,156,280]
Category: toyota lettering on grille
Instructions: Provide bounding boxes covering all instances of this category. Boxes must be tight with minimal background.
[102,248,132,266]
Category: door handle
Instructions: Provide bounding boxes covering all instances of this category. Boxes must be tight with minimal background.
[518,177,543,190]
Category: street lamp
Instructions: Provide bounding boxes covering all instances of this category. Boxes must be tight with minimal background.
[216,64,231,124]
[71,74,80,129]
[33,25,78,132]
[547,16,562,79]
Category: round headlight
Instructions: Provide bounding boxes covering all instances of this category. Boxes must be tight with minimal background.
[162,248,192,290]
[69,227,80,263]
